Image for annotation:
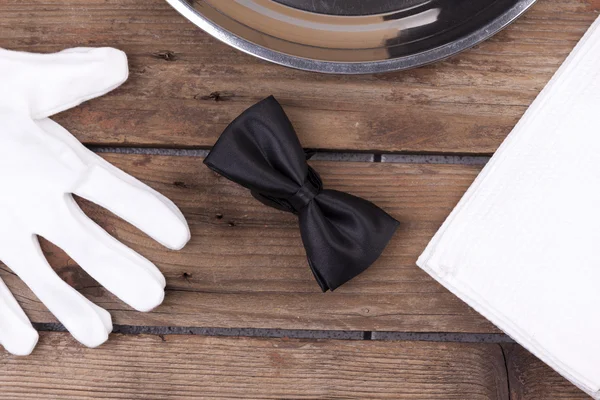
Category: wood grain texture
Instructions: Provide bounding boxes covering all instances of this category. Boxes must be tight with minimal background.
[502,344,589,399]
[0,332,509,399]
[0,0,598,153]
[0,154,499,333]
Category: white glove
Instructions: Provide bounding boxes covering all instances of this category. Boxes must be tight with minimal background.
[0,47,191,355]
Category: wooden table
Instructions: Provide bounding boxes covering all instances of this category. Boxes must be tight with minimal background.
[1,1,598,398]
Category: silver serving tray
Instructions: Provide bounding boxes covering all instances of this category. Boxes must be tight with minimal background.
[166,0,537,74]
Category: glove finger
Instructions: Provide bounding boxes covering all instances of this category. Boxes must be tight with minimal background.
[43,195,167,313]
[3,236,112,349]
[0,273,38,356]
[35,119,191,251]
[73,164,191,251]
[1,47,129,119]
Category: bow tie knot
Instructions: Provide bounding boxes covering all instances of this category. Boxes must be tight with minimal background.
[289,167,322,213]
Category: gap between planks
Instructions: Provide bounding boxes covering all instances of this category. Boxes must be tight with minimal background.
[92,146,492,165]
[33,322,513,343]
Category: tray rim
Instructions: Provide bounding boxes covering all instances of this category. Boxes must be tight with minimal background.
[165,0,538,74]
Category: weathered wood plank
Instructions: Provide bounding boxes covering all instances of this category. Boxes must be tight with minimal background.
[1,0,597,153]
[0,154,499,332]
[0,332,509,399]
[502,344,588,399]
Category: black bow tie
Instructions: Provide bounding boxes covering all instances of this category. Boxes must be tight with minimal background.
[204,96,399,291]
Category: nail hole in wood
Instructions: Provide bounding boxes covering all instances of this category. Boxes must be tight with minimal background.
[174,181,188,188]
[195,91,234,102]
[151,50,177,61]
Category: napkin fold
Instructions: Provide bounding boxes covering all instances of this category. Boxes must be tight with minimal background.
[418,15,600,399]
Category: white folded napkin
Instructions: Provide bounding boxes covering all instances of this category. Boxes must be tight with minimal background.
[418,15,600,399]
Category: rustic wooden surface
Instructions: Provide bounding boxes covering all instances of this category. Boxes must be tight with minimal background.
[0,332,510,400]
[502,344,590,400]
[1,0,598,398]
[2,155,496,333]
[1,0,597,153]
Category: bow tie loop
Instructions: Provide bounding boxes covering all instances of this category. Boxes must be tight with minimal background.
[288,166,322,213]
